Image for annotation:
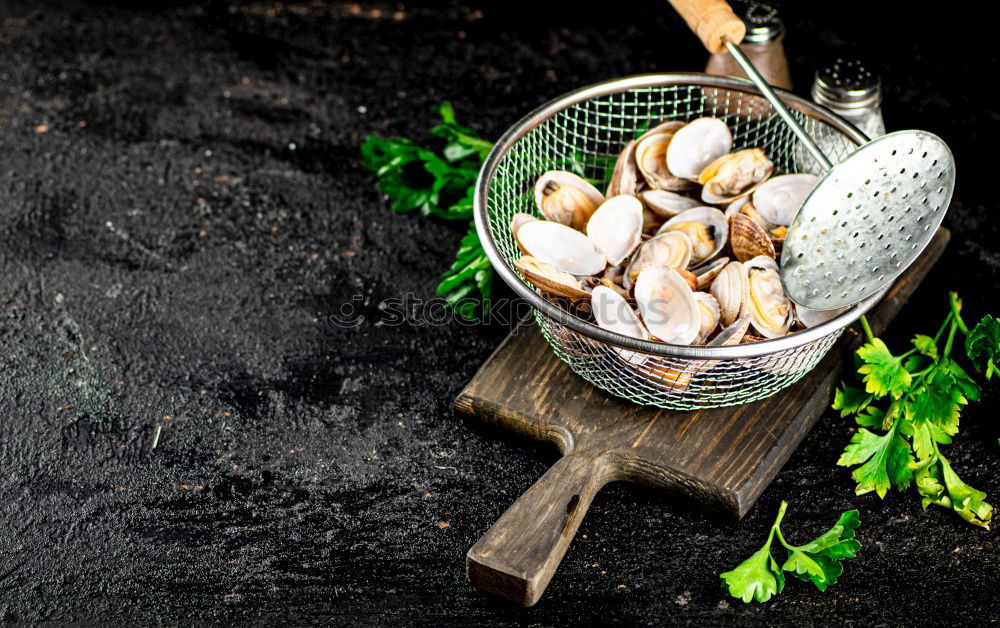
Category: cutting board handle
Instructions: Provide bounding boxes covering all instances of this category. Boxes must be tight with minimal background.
[466,449,614,606]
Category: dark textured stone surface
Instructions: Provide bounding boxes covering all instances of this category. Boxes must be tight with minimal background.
[0,1,997,624]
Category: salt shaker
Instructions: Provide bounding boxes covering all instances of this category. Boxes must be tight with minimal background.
[811,57,886,139]
[704,1,792,89]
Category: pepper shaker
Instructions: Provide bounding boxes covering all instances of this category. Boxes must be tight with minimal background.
[704,1,792,89]
[811,57,886,139]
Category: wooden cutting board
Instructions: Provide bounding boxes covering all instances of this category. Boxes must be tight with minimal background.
[455,227,949,606]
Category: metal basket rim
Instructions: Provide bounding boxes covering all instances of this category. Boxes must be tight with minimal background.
[474,72,880,359]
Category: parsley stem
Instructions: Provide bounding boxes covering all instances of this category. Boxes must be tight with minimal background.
[933,311,953,343]
[767,500,789,549]
[859,314,875,344]
[949,291,970,335]
[943,316,959,359]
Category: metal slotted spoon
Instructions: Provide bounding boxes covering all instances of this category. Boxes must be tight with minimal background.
[668,0,956,309]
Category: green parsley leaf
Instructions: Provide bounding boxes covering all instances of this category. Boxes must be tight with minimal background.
[720,545,785,603]
[836,295,996,528]
[944,358,981,402]
[781,509,861,591]
[966,314,1000,379]
[912,334,939,360]
[857,338,913,399]
[915,453,992,529]
[837,422,914,497]
[721,502,860,603]
[832,384,873,418]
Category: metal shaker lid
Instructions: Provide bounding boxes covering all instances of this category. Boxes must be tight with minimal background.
[812,57,882,111]
[733,1,784,44]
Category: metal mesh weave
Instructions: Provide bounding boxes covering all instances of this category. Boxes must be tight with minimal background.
[479,77,868,409]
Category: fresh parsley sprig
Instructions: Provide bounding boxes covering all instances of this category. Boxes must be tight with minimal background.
[720,501,861,603]
[360,103,493,319]
[834,293,995,529]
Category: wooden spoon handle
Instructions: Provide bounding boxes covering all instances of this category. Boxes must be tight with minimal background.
[667,0,745,53]
[466,450,614,606]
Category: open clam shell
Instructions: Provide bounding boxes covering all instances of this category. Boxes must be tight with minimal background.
[586,195,644,267]
[635,129,694,191]
[640,189,703,219]
[634,266,700,345]
[753,173,819,227]
[795,303,849,328]
[713,315,751,346]
[745,255,793,338]
[624,230,693,289]
[592,285,649,365]
[698,148,774,204]
[728,212,776,262]
[691,256,729,291]
[666,117,733,180]
[674,268,699,292]
[514,255,591,300]
[533,170,605,231]
[510,212,538,254]
[710,260,749,327]
[693,292,721,344]
[516,219,607,276]
[606,140,640,198]
[656,206,728,267]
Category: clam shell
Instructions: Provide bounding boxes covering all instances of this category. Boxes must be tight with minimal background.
[710,260,749,327]
[657,206,728,267]
[641,357,695,392]
[533,170,605,231]
[510,213,538,254]
[712,315,750,346]
[517,219,607,276]
[592,285,650,365]
[606,140,640,198]
[634,267,700,345]
[624,230,693,288]
[745,255,793,338]
[674,268,699,292]
[587,195,644,266]
[795,303,849,328]
[753,173,819,227]
[693,292,721,343]
[635,131,694,191]
[728,212,776,262]
[725,196,777,231]
[666,117,733,180]
[514,255,591,300]
[698,148,774,204]
[640,189,702,218]
[691,256,729,291]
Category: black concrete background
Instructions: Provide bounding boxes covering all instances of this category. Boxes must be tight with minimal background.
[0,1,997,624]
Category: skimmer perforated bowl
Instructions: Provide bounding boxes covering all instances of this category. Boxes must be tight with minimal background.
[474,74,883,410]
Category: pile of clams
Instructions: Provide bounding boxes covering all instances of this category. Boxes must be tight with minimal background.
[514,116,849,357]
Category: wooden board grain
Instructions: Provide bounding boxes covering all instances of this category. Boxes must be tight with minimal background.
[457,227,949,606]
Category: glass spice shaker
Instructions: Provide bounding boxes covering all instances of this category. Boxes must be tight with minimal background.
[811,57,886,139]
[704,1,792,89]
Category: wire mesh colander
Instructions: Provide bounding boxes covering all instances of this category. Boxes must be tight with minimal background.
[474,74,883,410]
